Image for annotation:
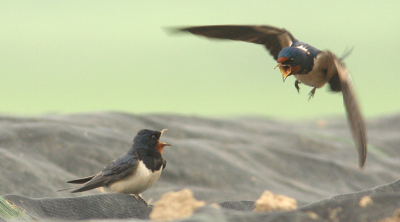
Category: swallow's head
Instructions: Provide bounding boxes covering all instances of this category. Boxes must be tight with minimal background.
[133,129,171,154]
[276,47,308,81]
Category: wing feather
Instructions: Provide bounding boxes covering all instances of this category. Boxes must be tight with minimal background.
[68,152,139,193]
[328,53,367,168]
[177,25,295,60]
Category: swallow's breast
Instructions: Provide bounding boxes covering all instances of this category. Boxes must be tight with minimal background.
[294,53,330,88]
[108,160,162,194]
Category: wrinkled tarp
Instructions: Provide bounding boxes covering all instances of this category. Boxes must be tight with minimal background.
[3,180,400,221]
[0,112,399,221]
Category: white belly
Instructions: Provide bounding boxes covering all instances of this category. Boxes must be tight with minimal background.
[293,52,332,88]
[108,161,162,194]
[293,69,326,88]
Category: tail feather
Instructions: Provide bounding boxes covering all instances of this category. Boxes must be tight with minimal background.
[67,175,96,184]
[57,186,80,192]
[339,46,354,61]
[69,175,108,193]
[57,174,99,193]
[69,185,97,193]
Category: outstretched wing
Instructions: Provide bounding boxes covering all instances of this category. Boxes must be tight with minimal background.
[328,52,367,168]
[327,47,355,92]
[69,152,139,193]
[177,25,295,60]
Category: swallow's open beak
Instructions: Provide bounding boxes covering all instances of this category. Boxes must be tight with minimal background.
[159,129,171,146]
[275,63,292,82]
[275,64,292,82]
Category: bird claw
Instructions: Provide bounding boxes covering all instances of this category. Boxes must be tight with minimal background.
[308,87,317,101]
[131,194,149,206]
[295,80,301,93]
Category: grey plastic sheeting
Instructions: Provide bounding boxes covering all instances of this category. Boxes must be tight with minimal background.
[0,112,399,221]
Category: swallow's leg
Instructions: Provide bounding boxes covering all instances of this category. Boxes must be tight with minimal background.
[130,194,149,206]
[308,87,317,100]
[295,80,301,93]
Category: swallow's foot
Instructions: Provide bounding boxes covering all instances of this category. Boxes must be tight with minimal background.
[295,80,301,93]
[130,194,149,206]
[308,87,317,100]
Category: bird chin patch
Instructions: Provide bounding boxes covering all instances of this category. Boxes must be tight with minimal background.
[278,65,292,81]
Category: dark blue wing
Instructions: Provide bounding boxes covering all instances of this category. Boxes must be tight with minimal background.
[177,25,296,60]
[70,152,139,193]
[101,152,139,179]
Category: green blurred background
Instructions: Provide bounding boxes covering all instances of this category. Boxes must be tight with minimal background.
[1,1,399,119]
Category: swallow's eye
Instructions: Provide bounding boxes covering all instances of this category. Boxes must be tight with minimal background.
[152,135,156,139]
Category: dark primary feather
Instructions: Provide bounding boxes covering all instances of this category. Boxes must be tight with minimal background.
[67,175,95,184]
[328,47,355,92]
[328,74,342,92]
[330,53,367,168]
[70,151,139,193]
[70,175,109,193]
[179,25,295,60]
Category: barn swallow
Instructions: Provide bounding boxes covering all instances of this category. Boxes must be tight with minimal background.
[174,25,367,168]
[59,129,171,201]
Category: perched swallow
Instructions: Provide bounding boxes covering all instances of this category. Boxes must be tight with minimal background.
[59,129,171,199]
[175,25,367,168]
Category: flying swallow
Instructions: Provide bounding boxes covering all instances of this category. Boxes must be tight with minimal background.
[59,129,171,200]
[174,25,367,168]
